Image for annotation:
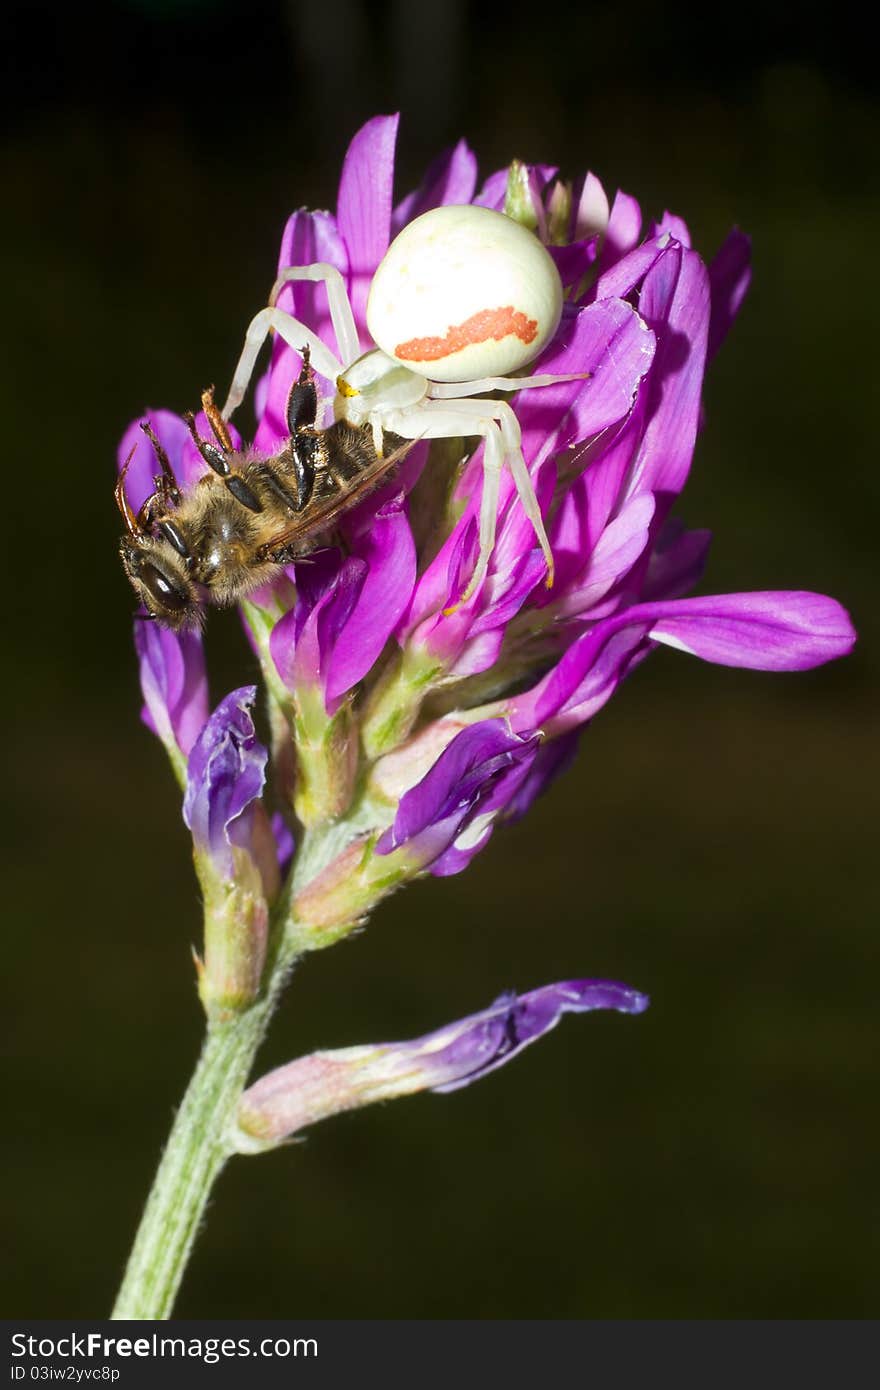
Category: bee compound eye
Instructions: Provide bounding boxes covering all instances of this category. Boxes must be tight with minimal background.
[140,561,189,614]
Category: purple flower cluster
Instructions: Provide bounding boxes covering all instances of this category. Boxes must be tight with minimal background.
[118,114,854,1095]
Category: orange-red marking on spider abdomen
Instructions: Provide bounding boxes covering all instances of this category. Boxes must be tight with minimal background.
[394,306,538,362]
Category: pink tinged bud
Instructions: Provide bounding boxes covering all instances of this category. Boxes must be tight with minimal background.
[235,978,650,1149]
[291,836,415,948]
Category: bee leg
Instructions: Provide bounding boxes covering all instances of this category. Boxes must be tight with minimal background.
[259,434,317,515]
[140,421,182,508]
[201,386,234,452]
[286,346,318,434]
[184,411,231,478]
[136,493,164,532]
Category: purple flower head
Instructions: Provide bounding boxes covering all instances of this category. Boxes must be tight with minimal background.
[376,720,541,877]
[236,977,649,1145]
[183,687,270,884]
[120,113,856,946]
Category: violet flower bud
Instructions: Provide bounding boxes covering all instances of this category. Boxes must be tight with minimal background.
[235,978,649,1148]
[183,687,278,1016]
[375,719,541,877]
[133,620,209,784]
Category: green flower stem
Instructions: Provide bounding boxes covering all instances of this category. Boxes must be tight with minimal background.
[110,780,399,1321]
[110,985,283,1320]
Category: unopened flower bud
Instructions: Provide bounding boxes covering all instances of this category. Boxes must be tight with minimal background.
[183,687,278,1016]
[234,978,649,1150]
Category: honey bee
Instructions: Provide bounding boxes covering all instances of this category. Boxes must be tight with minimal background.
[117,349,408,630]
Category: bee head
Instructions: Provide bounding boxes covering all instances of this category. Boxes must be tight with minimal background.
[119,535,201,631]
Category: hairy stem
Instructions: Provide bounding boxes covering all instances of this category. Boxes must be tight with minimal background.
[110,982,283,1320]
[111,769,393,1318]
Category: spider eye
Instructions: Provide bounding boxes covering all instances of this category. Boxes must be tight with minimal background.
[140,560,189,614]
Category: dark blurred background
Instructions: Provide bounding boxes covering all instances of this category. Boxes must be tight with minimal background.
[3,0,877,1318]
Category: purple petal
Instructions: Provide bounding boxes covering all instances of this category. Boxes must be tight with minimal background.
[707,228,752,361]
[510,621,650,734]
[637,590,857,671]
[270,496,416,714]
[337,114,399,333]
[270,552,366,706]
[596,189,642,274]
[183,687,269,880]
[544,397,648,602]
[511,588,855,736]
[432,978,650,1092]
[649,210,692,247]
[548,236,600,290]
[392,139,478,232]
[134,620,209,757]
[271,812,296,878]
[573,172,610,237]
[518,298,656,471]
[641,520,712,601]
[255,210,349,452]
[554,492,656,617]
[591,233,668,302]
[376,720,540,872]
[472,167,509,211]
[623,243,710,511]
[325,493,417,704]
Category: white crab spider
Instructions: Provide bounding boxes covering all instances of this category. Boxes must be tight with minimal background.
[222,204,585,607]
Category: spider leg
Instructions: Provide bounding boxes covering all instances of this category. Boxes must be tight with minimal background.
[379,404,510,611]
[269,263,361,370]
[454,421,503,611]
[427,370,588,400]
[222,307,344,420]
[420,397,555,592]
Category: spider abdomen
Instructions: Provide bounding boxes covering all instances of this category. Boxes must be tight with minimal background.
[366,204,563,383]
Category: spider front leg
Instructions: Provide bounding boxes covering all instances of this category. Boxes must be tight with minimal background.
[269,263,361,371]
[222,307,344,421]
